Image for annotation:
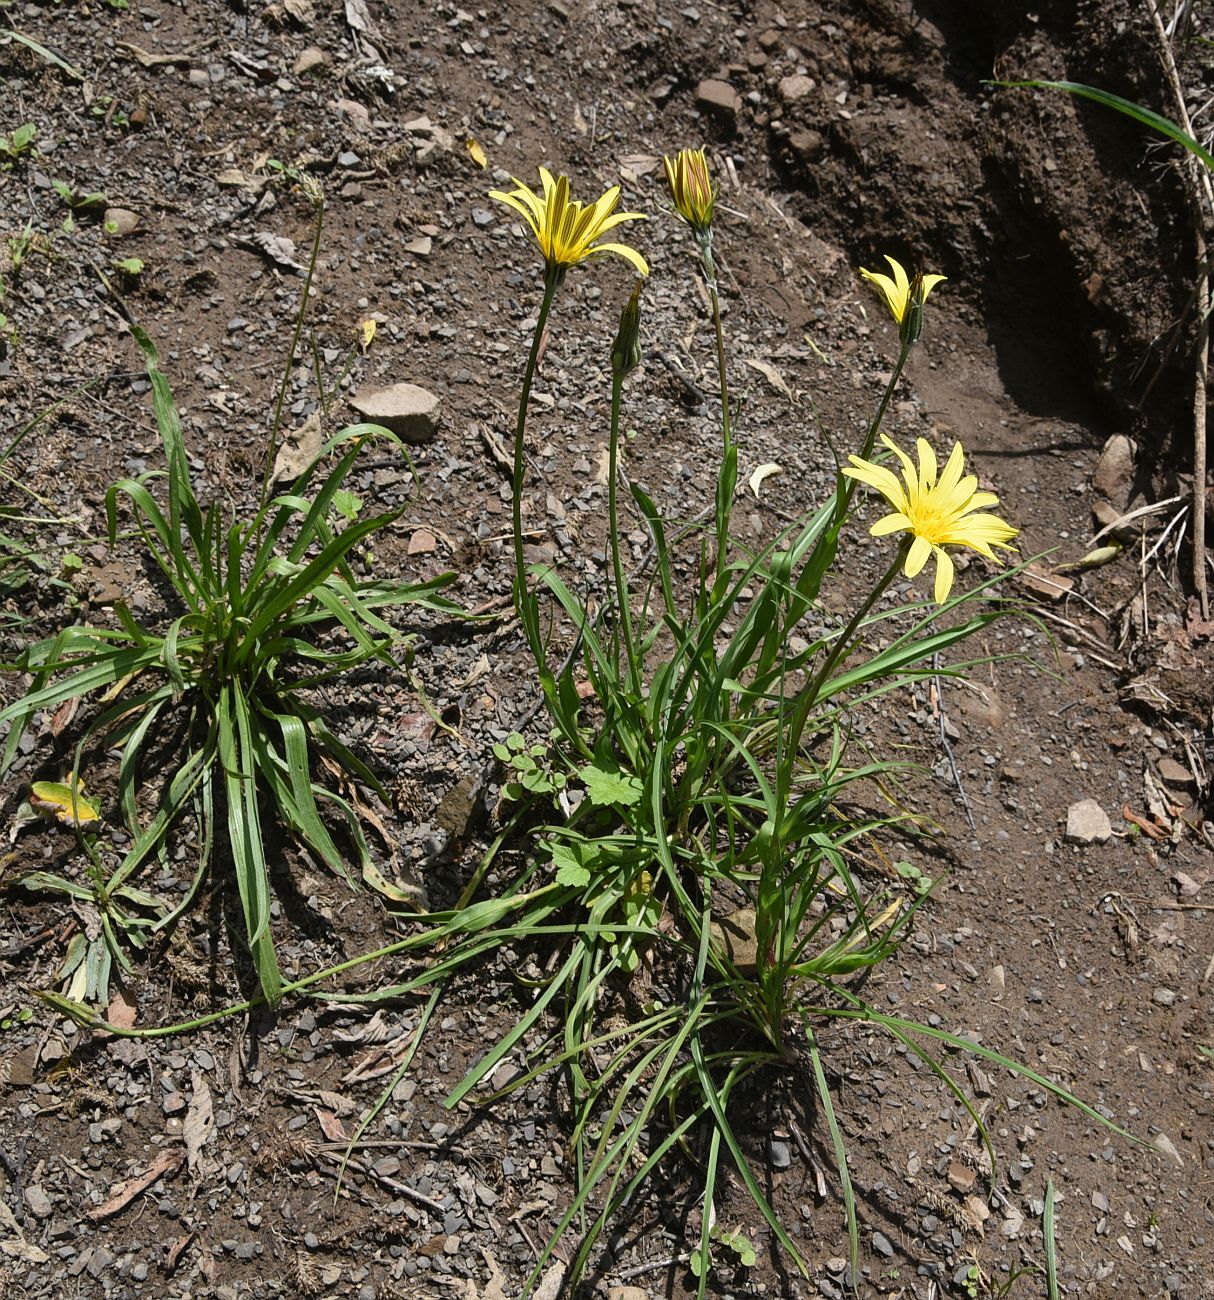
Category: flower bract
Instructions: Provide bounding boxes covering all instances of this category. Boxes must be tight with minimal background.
[842,434,1018,603]
[663,147,716,234]
[489,167,648,278]
[860,255,945,343]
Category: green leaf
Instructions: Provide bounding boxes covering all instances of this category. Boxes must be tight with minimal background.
[579,762,642,808]
[995,78,1214,173]
[550,842,591,888]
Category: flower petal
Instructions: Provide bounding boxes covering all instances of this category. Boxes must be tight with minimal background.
[870,511,913,536]
[588,241,650,276]
[933,547,955,603]
[916,437,938,490]
[905,534,933,578]
[843,458,909,512]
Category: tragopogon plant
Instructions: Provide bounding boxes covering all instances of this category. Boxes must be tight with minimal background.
[0,183,458,1006]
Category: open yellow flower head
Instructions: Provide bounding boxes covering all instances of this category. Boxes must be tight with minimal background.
[842,434,1018,603]
[859,254,946,345]
[663,147,716,234]
[489,166,648,279]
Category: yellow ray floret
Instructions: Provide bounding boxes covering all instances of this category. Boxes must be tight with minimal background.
[859,254,946,325]
[489,166,648,277]
[842,434,1018,603]
[663,147,716,233]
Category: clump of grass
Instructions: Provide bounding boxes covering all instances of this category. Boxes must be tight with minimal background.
[0,176,458,1005]
[35,152,1147,1294]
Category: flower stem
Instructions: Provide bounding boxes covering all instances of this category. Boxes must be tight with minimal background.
[785,541,909,759]
[260,184,325,519]
[699,233,735,588]
[608,370,642,695]
[511,270,560,646]
[835,339,912,528]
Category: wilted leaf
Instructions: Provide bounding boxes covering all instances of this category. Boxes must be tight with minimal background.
[184,1072,214,1174]
[466,138,487,169]
[745,357,794,401]
[86,1148,183,1220]
[29,776,100,829]
[106,989,137,1029]
[270,411,324,485]
[748,462,782,497]
[249,230,305,272]
[360,317,377,351]
[1152,1132,1183,1166]
[313,1106,347,1141]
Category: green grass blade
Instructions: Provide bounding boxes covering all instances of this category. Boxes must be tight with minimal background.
[808,1027,859,1281]
[1045,1178,1060,1300]
[997,78,1214,172]
[217,683,282,1005]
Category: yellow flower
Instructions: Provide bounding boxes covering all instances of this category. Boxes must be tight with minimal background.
[842,434,1018,603]
[663,147,716,233]
[489,166,648,278]
[859,255,945,344]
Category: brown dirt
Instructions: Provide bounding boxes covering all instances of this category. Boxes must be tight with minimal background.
[0,1,1211,1298]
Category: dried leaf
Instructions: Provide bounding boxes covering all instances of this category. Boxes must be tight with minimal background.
[313,1106,347,1142]
[360,317,377,351]
[271,411,325,485]
[119,41,190,68]
[87,1147,184,1220]
[106,989,137,1030]
[249,230,305,273]
[184,1072,214,1174]
[748,462,782,497]
[1152,1132,1183,1166]
[532,1261,566,1300]
[745,357,794,400]
[466,138,487,169]
[165,1231,194,1273]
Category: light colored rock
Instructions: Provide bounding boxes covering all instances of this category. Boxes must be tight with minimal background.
[696,78,741,123]
[103,207,140,237]
[1065,798,1111,845]
[350,383,441,443]
[1093,433,1136,506]
[292,46,329,75]
[779,73,816,103]
[708,906,758,974]
[607,1289,649,1300]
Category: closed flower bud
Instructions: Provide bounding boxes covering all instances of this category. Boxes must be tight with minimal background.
[611,281,644,378]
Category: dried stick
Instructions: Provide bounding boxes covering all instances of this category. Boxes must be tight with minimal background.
[1145,0,1211,617]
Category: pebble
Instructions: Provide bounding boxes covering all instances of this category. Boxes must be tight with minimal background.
[872,1230,895,1259]
[350,383,442,444]
[1064,798,1111,844]
[769,1138,791,1169]
[103,207,140,237]
[779,73,816,103]
[24,1184,53,1218]
[695,78,742,125]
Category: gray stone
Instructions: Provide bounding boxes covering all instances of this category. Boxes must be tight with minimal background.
[788,128,825,164]
[769,1138,791,1169]
[779,73,816,103]
[103,207,140,237]
[1064,798,1111,845]
[872,1230,895,1258]
[696,78,741,125]
[24,1184,53,1219]
[350,383,442,444]
[1092,433,1135,507]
